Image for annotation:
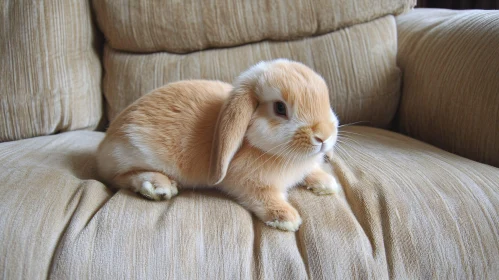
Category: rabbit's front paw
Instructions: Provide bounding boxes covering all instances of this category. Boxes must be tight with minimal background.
[264,204,302,232]
[139,178,178,201]
[305,173,340,195]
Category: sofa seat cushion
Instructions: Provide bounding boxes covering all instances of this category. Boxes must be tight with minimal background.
[1,128,498,278]
[0,131,111,279]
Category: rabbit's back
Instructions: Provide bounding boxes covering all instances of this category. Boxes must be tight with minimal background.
[97,80,233,187]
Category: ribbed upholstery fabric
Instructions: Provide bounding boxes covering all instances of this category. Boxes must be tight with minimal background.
[92,0,415,53]
[0,0,103,142]
[103,16,402,128]
[1,127,498,278]
[396,9,499,167]
[0,131,111,279]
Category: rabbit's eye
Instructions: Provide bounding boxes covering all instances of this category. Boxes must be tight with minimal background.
[273,101,287,118]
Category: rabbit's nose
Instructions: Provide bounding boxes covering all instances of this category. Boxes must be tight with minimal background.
[312,122,334,142]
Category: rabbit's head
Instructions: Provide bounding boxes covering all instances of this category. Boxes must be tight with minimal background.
[209,59,338,185]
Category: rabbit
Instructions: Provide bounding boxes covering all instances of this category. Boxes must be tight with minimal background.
[96,59,340,231]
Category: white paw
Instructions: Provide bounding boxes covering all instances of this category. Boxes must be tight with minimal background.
[265,216,303,232]
[139,180,178,201]
[307,175,340,195]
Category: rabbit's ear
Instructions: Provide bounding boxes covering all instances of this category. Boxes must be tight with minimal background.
[209,87,258,185]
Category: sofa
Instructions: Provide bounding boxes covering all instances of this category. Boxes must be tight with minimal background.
[1,0,498,278]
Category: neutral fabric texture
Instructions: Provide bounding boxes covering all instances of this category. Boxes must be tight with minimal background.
[0,131,111,279]
[103,16,401,128]
[1,127,498,278]
[396,9,499,167]
[92,0,415,53]
[0,0,103,142]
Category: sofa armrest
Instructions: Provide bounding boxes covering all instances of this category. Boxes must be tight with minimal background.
[396,8,499,167]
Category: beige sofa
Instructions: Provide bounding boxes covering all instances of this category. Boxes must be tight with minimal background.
[1,0,498,278]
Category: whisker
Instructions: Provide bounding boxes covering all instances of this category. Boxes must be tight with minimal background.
[246,140,291,168]
[338,132,370,140]
[331,145,356,162]
[272,145,297,178]
[253,144,293,174]
[279,146,299,179]
[338,121,371,127]
[248,137,281,149]
[338,131,364,137]
[335,139,359,150]
[336,138,355,145]
[338,134,364,141]
[270,145,292,174]
[337,136,362,146]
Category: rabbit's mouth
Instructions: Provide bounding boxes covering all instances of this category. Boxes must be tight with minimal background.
[312,144,329,153]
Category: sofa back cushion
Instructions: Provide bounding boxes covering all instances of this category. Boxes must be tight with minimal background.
[0,0,103,142]
[93,0,415,53]
[94,0,414,128]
